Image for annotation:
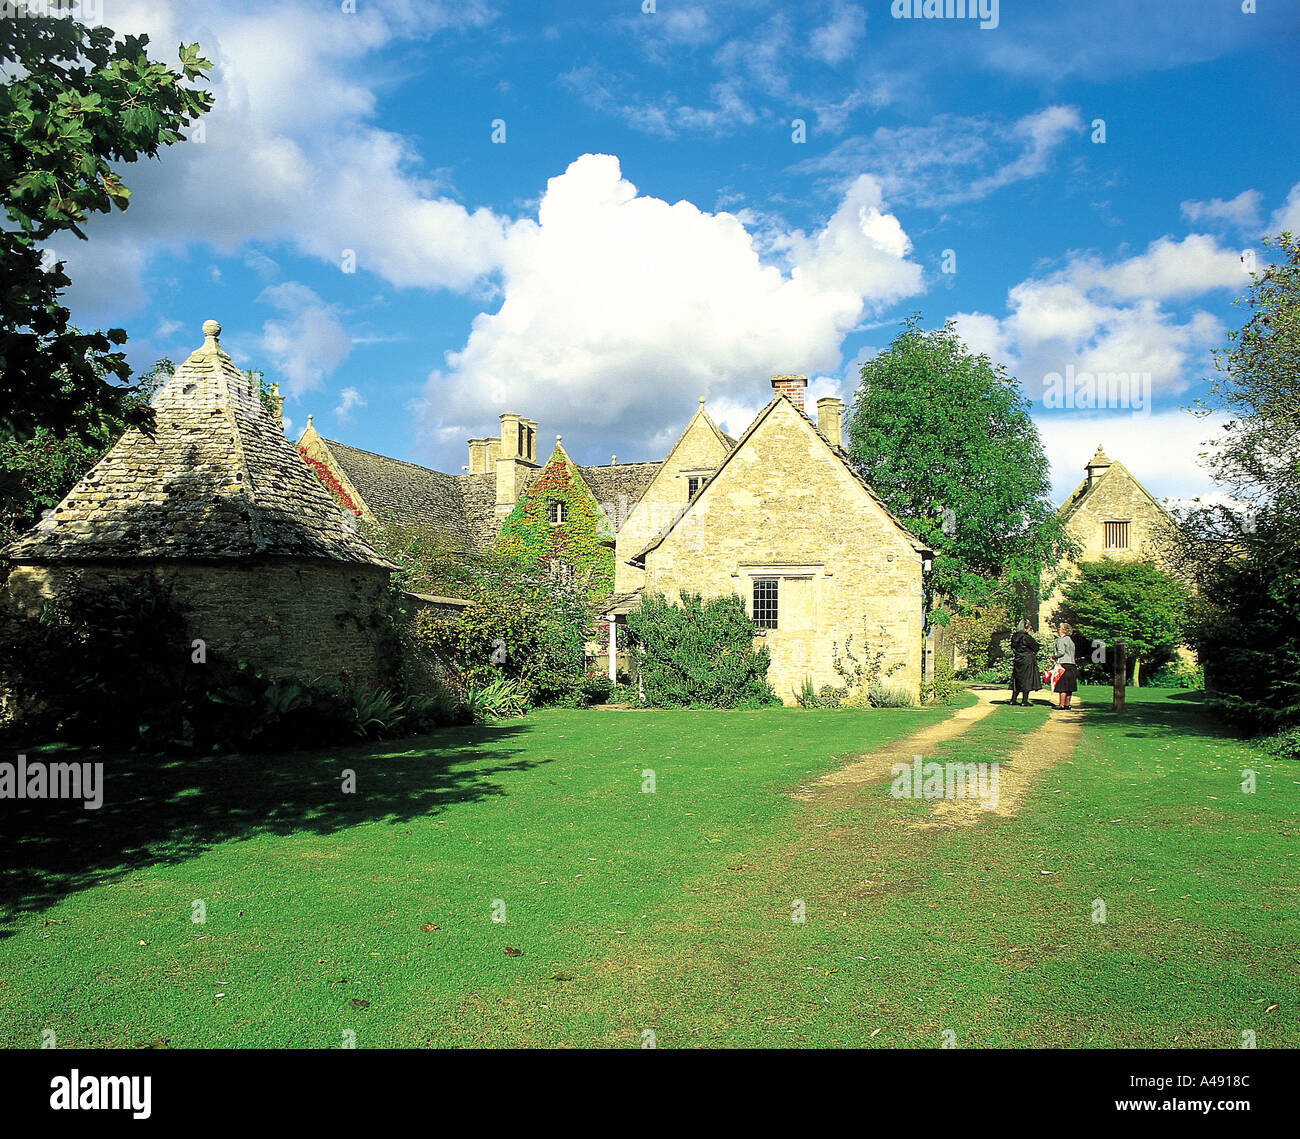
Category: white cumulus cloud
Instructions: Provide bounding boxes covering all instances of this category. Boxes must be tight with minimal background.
[419,155,923,465]
[951,232,1244,402]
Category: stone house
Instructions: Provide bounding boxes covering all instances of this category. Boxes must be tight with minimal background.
[301,374,931,703]
[624,378,930,701]
[1036,444,1178,633]
[3,321,399,692]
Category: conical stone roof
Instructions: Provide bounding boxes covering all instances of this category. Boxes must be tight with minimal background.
[4,320,395,569]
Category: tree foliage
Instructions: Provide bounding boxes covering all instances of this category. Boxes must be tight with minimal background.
[845,316,1072,622]
[1165,231,1300,730]
[0,352,172,545]
[1052,559,1190,679]
[0,7,212,442]
[1192,231,1300,548]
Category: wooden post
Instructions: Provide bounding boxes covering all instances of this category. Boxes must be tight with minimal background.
[608,617,618,684]
[1113,642,1127,712]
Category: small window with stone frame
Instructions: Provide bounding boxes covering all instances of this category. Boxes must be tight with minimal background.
[752,578,779,629]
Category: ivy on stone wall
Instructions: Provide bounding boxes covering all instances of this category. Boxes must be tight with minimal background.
[298,446,362,516]
[496,449,614,604]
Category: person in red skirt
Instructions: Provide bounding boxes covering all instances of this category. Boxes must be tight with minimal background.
[1053,622,1078,709]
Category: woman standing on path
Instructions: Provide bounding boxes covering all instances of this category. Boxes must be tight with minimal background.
[1009,619,1040,706]
[1053,622,1078,710]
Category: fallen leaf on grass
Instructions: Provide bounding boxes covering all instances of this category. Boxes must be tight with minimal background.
[420,923,440,932]
[503,947,523,957]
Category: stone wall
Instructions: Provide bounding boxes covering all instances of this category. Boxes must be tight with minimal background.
[5,559,399,692]
[642,399,925,703]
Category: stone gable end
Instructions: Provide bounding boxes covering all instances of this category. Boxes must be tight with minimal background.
[643,398,925,702]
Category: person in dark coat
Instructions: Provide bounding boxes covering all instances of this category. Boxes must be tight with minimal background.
[1009,619,1039,706]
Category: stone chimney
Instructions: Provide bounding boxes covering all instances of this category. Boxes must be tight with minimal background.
[770,374,807,411]
[467,438,490,474]
[1085,444,1112,487]
[267,382,284,423]
[816,397,844,448]
[495,411,539,511]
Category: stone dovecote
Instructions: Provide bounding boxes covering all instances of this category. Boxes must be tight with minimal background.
[3,320,399,692]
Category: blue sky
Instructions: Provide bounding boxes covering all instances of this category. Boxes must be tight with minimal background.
[52,0,1300,503]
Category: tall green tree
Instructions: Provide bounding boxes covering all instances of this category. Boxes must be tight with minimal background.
[845,316,1072,624]
[0,5,212,443]
[1193,231,1300,544]
[1052,560,1190,711]
[1170,230,1300,731]
[0,352,173,545]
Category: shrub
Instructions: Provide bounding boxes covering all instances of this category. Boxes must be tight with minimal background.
[464,677,529,722]
[831,621,903,693]
[1258,726,1300,763]
[414,560,592,708]
[624,591,779,709]
[794,676,819,708]
[1144,659,1205,689]
[817,684,849,708]
[923,654,960,705]
[608,682,643,706]
[0,573,467,751]
[0,573,192,748]
[1191,536,1300,733]
[867,683,916,708]
[581,672,614,705]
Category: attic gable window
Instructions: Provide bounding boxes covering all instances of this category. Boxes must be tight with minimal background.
[1104,520,1130,550]
[687,476,705,500]
[548,500,567,525]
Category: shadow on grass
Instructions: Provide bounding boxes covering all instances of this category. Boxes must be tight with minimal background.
[1079,691,1244,743]
[0,722,541,933]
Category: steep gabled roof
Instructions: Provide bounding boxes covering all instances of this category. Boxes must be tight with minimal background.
[629,394,931,566]
[4,321,394,569]
[576,461,662,513]
[306,434,663,553]
[320,437,472,543]
[1058,457,1170,524]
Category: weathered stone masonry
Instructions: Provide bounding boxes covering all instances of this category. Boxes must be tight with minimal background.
[3,321,399,692]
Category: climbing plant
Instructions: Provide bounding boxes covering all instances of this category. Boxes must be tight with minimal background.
[496,448,614,604]
[298,446,362,516]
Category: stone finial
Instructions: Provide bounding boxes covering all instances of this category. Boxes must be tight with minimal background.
[556,434,563,443]
[699,396,706,406]
[203,319,221,343]
[611,454,618,466]
[307,413,314,428]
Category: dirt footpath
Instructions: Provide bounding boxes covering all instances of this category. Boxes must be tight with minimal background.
[798,687,1085,829]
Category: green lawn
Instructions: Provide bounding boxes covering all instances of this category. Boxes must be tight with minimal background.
[1,687,1295,1048]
